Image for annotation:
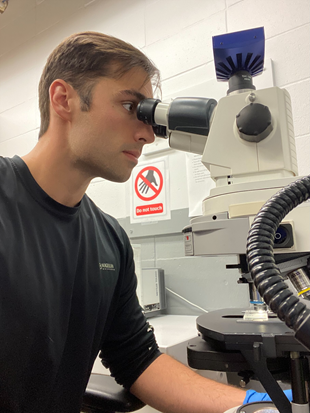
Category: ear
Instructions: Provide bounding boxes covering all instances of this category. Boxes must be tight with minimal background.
[49,79,77,122]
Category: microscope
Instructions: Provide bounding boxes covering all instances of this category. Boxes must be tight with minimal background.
[137,27,310,413]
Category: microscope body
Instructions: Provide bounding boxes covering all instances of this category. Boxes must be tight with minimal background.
[137,27,310,413]
[202,86,297,187]
[184,86,310,259]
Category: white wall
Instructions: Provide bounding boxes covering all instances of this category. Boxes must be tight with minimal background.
[0,3,309,410]
[0,0,309,218]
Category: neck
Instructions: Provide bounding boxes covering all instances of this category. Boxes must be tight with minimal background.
[22,135,92,208]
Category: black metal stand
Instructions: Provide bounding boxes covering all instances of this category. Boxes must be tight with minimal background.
[187,308,310,413]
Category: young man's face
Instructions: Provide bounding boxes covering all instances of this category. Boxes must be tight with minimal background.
[69,67,155,182]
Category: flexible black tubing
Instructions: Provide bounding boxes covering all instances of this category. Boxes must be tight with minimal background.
[246,175,310,351]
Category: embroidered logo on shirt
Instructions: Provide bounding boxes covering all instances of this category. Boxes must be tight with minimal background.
[99,263,115,271]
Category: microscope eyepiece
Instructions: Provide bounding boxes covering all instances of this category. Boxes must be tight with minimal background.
[137,97,217,145]
[137,98,161,126]
[137,98,168,138]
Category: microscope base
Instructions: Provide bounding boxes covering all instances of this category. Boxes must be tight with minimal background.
[188,308,310,413]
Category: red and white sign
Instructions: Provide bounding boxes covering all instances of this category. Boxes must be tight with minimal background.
[130,158,170,223]
[136,203,163,216]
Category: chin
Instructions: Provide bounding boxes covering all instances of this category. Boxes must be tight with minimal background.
[90,163,131,183]
[106,171,132,183]
[116,175,131,183]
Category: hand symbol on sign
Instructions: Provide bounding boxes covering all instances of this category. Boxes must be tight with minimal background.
[139,170,158,194]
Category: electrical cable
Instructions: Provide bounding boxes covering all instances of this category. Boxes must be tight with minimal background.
[246,175,310,351]
[165,287,208,313]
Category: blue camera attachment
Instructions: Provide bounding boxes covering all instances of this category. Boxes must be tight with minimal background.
[213,27,265,81]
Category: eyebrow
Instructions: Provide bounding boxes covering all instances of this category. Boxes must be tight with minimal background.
[117,89,148,101]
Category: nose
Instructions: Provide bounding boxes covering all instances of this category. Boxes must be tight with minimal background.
[135,122,155,145]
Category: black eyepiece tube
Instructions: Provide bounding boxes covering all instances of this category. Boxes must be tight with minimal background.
[152,125,168,139]
[137,98,161,126]
[137,98,168,138]
[168,98,217,136]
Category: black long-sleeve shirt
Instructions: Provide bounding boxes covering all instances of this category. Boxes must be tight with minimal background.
[0,156,160,413]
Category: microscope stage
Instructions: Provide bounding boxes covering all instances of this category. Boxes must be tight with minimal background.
[196,308,308,355]
[187,308,309,373]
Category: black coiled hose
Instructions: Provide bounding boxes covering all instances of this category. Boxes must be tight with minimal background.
[246,175,310,351]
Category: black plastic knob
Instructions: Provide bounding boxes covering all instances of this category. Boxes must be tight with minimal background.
[236,103,273,142]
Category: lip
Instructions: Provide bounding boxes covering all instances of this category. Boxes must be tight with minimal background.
[123,150,141,163]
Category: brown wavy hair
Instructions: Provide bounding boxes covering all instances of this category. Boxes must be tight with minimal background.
[38,31,160,137]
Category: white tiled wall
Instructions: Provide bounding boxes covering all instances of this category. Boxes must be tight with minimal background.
[0,1,309,411]
[0,0,308,314]
[0,0,309,216]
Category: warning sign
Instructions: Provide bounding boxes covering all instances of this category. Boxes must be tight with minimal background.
[135,166,163,201]
[136,203,163,216]
[130,158,170,223]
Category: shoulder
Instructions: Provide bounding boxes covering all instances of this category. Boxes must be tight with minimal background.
[0,156,28,183]
[0,156,14,173]
[81,195,134,269]
[0,156,18,192]
[82,194,130,246]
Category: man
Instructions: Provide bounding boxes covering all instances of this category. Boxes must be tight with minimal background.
[0,31,287,413]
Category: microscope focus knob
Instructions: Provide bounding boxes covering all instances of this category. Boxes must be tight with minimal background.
[236,103,273,143]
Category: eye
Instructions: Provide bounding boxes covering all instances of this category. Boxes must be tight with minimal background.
[122,102,136,112]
